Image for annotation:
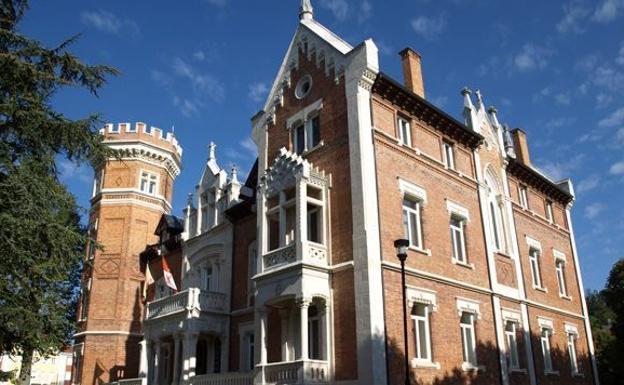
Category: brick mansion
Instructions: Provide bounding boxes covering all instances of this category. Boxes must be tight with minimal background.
[71,1,599,385]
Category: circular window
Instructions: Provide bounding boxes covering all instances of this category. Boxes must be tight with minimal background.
[295,75,313,99]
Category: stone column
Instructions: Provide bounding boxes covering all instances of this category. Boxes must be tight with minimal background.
[279,308,290,361]
[297,298,311,360]
[182,332,198,381]
[295,178,308,259]
[138,340,148,378]
[259,310,268,365]
[153,341,161,385]
[172,335,181,385]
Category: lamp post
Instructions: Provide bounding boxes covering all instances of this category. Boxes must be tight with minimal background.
[394,238,411,385]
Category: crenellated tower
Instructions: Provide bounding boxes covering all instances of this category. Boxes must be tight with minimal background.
[72,122,182,385]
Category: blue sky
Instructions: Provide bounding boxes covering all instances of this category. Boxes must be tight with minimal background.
[19,0,624,291]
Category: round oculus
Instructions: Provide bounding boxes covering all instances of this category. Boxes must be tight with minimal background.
[295,75,313,99]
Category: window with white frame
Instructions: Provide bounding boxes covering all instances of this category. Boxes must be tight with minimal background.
[460,312,478,367]
[546,200,554,223]
[450,216,467,264]
[293,116,321,154]
[505,320,520,370]
[397,116,412,147]
[139,171,158,195]
[308,304,323,360]
[489,200,504,251]
[519,185,529,209]
[202,264,214,292]
[555,258,568,297]
[402,197,423,249]
[485,172,508,253]
[529,248,543,289]
[443,141,455,170]
[567,332,579,375]
[540,328,554,373]
[92,170,104,197]
[411,303,432,362]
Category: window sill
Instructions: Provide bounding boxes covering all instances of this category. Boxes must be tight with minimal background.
[573,372,584,378]
[510,368,527,374]
[301,140,325,156]
[495,251,513,259]
[461,363,485,372]
[452,258,475,270]
[559,294,572,301]
[533,285,548,293]
[545,370,560,376]
[409,246,431,256]
[411,359,440,369]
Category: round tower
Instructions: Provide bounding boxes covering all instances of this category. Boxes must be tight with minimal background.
[73,122,182,385]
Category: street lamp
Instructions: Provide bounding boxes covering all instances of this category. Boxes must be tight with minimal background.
[394,238,411,385]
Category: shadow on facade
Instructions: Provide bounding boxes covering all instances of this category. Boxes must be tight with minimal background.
[382,330,593,385]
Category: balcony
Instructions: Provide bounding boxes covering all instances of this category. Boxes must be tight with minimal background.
[104,379,146,385]
[263,242,327,271]
[146,288,226,320]
[189,372,254,385]
[264,360,329,384]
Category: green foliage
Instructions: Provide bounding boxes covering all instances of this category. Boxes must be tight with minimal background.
[0,1,117,383]
[588,258,624,385]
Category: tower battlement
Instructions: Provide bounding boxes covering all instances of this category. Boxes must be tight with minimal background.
[100,122,183,158]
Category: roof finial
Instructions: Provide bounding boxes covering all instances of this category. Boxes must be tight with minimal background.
[208,142,216,161]
[300,0,313,20]
[231,165,239,184]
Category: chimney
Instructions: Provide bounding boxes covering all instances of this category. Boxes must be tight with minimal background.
[511,128,531,165]
[399,48,425,98]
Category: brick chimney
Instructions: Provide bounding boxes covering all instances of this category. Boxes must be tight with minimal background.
[399,48,425,98]
[511,128,531,165]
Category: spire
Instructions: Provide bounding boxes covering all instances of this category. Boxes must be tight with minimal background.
[461,87,479,132]
[208,142,216,161]
[475,89,484,109]
[502,124,516,159]
[300,0,313,20]
[487,106,501,129]
[186,192,194,207]
[230,165,240,184]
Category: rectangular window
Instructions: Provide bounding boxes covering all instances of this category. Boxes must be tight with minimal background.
[541,329,554,373]
[556,260,568,297]
[443,141,455,170]
[295,124,305,154]
[92,170,103,197]
[519,185,529,209]
[402,198,422,249]
[546,201,554,223]
[411,304,432,361]
[310,116,321,148]
[140,171,158,195]
[505,321,520,369]
[307,205,321,243]
[293,117,321,154]
[450,216,467,263]
[460,312,477,366]
[398,117,412,147]
[79,280,90,321]
[568,333,579,375]
[247,333,255,371]
[529,248,543,288]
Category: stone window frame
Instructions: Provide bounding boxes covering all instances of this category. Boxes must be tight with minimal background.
[286,98,324,155]
[553,249,570,300]
[538,317,558,375]
[396,114,412,147]
[501,309,522,371]
[398,178,429,255]
[442,140,455,170]
[406,287,439,369]
[564,323,581,376]
[446,200,472,269]
[526,236,546,292]
[238,322,255,372]
[139,169,159,196]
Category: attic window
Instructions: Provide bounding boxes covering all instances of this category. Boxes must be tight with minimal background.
[295,75,313,99]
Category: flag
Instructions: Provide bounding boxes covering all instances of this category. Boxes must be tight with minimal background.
[142,260,154,300]
[162,256,178,291]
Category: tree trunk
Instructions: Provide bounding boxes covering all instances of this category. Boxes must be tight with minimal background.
[17,349,33,385]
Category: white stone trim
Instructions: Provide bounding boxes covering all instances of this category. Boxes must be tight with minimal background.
[525,236,542,251]
[565,322,579,335]
[553,249,567,262]
[73,331,143,337]
[538,316,554,331]
[398,178,427,203]
[446,199,470,221]
[456,297,481,319]
[501,308,522,323]
[406,286,437,311]
[286,98,324,128]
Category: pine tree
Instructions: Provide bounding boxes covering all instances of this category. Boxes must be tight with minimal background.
[0,1,117,384]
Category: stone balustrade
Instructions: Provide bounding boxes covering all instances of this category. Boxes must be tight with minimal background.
[264,360,329,384]
[262,242,328,272]
[189,372,254,385]
[146,288,226,320]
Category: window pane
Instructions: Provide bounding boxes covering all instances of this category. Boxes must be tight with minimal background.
[402,209,410,240]
[409,212,420,248]
[295,125,305,153]
[454,229,464,262]
[311,117,321,147]
[417,319,428,359]
[490,202,501,249]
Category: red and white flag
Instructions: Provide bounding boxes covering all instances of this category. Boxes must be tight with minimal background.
[162,256,178,292]
[142,262,154,300]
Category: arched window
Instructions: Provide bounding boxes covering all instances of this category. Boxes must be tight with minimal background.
[485,168,507,253]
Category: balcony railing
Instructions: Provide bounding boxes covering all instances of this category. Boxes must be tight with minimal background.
[104,379,146,385]
[189,372,254,385]
[146,288,226,320]
[264,360,329,384]
[263,242,328,272]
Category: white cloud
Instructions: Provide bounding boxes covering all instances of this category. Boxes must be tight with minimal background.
[599,107,624,127]
[204,0,227,7]
[576,174,601,194]
[610,161,624,174]
[411,15,447,40]
[431,96,448,108]
[555,92,572,105]
[358,0,373,24]
[247,82,269,103]
[557,1,590,33]
[318,0,349,20]
[81,10,140,39]
[617,127,624,144]
[240,137,257,156]
[596,93,613,108]
[513,44,551,72]
[172,57,225,103]
[592,0,624,23]
[617,42,624,65]
[545,117,576,129]
[537,154,585,181]
[57,158,92,184]
[585,202,605,219]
